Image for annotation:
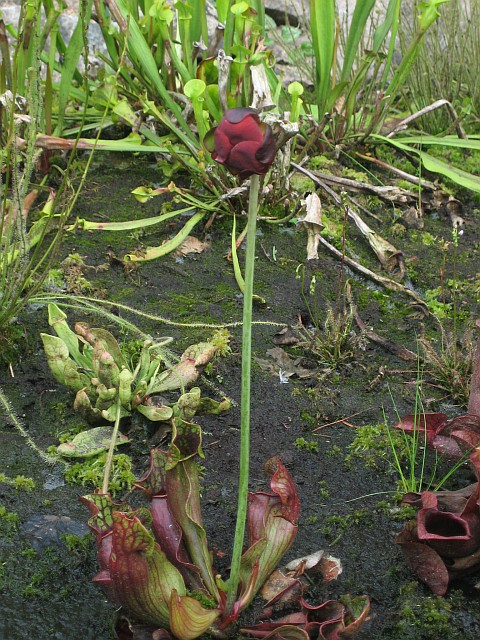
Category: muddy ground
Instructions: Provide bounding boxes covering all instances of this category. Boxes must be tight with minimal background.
[1,153,480,639]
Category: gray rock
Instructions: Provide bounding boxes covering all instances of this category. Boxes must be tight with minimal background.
[265,0,309,25]
[20,514,89,551]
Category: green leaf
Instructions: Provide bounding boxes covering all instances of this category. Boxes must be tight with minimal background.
[73,206,195,232]
[47,303,91,368]
[54,0,93,134]
[110,513,187,627]
[310,0,336,114]
[387,135,480,151]
[373,135,480,193]
[136,403,174,422]
[170,591,220,640]
[41,333,70,385]
[340,0,376,82]
[184,78,206,99]
[110,0,197,148]
[57,426,130,458]
[123,211,206,262]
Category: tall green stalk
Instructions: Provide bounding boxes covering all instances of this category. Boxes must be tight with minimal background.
[225,173,260,613]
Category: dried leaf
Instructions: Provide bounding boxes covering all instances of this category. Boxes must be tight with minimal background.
[285,550,342,582]
[255,347,318,380]
[175,236,210,256]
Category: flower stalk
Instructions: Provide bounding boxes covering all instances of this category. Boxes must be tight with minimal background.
[226,173,260,613]
[102,395,122,494]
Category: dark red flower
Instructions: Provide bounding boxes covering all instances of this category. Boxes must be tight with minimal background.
[204,108,276,179]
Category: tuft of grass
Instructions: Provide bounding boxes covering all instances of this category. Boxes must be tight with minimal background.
[296,267,366,369]
[399,0,480,133]
[419,322,476,408]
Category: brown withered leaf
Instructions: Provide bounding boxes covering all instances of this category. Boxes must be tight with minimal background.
[285,550,342,583]
[255,347,318,380]
[175,236,210,257]
[272,326,299,346]
[261,569,304,609]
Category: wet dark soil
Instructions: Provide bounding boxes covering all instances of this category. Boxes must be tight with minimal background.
[1,154,480,639]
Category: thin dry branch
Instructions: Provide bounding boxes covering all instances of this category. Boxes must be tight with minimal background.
[292,163,406,275]
[291,162,416,201]
[317,234,428,310]
[385,99,467,140]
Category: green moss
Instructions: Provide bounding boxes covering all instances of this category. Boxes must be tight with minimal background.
[64,452,135,495]
[325,444,343,458]
[424,287,453,319]
[318,480,329,500]
[376,499,417,521]
[187,590,218,610]
[0,473,35,491]
[392,583,461,638]
[119,338,145,369]
[321,508,371,541]
[308,155,337,171]
[341,167,370,182]
[409,230,439,247]
[61,532,93,557]
[22,568,52,597]
[0,505,19,530]
[0,322,31,365]
[294,437,319,453]
[345,423,410,472]
[299,409,317,427]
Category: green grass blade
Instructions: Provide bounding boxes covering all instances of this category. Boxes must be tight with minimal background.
[372,0,399,51]
[215,0,230,23]
[340,0,376,83]
[54,0,93,135]
[108,0,197,147]
[374,135,480,193]
[388,135,480,151]
[190,0,208,44]
[250,0,265,31]
[310,0,336,114]
[375,0,401,87]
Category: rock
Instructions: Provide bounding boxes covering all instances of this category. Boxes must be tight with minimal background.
[20,514,89,551]
[264,0,309,25]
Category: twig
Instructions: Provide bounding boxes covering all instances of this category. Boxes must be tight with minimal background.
[355,153,437,190]
[312,410,367,432]
[386,99,467,140]
[317,235,428,310]
[292,162,405,272]
[291,161,416,201]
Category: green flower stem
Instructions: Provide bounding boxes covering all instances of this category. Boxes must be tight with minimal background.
[102,395,122,494]
[225,174,260,613]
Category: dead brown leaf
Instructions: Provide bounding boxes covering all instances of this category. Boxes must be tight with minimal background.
[175,236,210,257]
[255,347,318,380]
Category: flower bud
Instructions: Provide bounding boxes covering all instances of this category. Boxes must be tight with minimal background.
[204,108,276,180]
